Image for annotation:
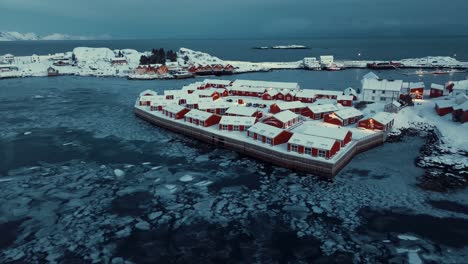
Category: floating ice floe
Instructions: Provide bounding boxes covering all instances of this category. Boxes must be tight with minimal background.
[194,180,213,187]
[179,175,194,182]
[142,162,151,165]
[23,131,32,135]
[113,169,125,177]
[164,184,177,193]
[398,234,419,241]
[151,166,163,170]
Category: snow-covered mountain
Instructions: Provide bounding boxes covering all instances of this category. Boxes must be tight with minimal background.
[0,31,111,41]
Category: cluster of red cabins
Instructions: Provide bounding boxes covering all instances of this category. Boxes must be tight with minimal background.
[188,64,235,76]
[137,79,396,160]
[433,80,468,123]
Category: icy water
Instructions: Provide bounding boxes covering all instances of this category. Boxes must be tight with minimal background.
[1,37,468,61]
[1,73,468,263]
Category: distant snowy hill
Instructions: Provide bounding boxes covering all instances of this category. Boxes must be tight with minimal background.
[0,31,111,41]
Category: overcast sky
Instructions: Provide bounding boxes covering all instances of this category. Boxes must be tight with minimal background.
[1,0,467,39]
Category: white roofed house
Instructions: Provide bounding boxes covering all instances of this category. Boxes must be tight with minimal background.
[247,123,293,146]
[303,57,321,70]
[362,71,379,81]
[294,89,317,103]
[337,94,354,107]
[361,78,403,103]
[225,106,263,118]
[276,89,297,101]
[149,98,174,111]
[164,89,189,99]
[287,133,341,159]
[183,109,221,127]
[139,95,165,106]
[185,97,214,109]
[270,101,306,114]
[162,104,190,119]
[301,104,338,120]
[450,80,468,97]
[430,83,445,98]
[201,79,233,88]
[324,108,364,126]
[1,53,15,63]
[263,110,300,129]
[219,116,257,132]
[384,100,403,113]
[300,126,353,147]
[139,89,158,97]
[320,55,334,66]
[197,101,231,115]
[343,87,358,100]
[358,112,395,131]
[402,82,425,99]
[229,85,266,97]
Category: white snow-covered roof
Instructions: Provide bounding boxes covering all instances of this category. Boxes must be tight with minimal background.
[402,82,425,89]
[295,89,317,98]
[139,90,158,97]
[164,89,188,96]
[111,57,127,61]
[219,116,256,126]
[435,100,456,108]
[181,83,199,91]
[248,123,285,138]
[233,80,299,90]
[275,101,305,110]
[344,87,357,97]
[184,109,214,121]
[301,126,350,141]
[193,89,219,97]
[362,78,403,92]
[362,71,379,80]
[337,94,354,101]
[150,99,173,107]
[452,80,468,92]
[229,85,266,93]
[202,79,232,86]
[453,101,468,111]
[309,89,343,97]
[288,133,336,150]
[272,110,299,123]
[312,99,337,105]
[186,97,213,105]
[391,100,402,107]
[369,112,394,125]
[164,104,187,113]
[226,106,258,116]
[264,89,280,97]
[140,95,164,101]
[431,83,444,90]
[333,108,363,120]
[307,104,338,114]
[197,101,231,110]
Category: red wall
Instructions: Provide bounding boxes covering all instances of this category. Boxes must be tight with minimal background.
[338,100,352,107]
[270,104,281,114]
[273,131,293,145]
[430,89,443,98]
[324,114,343,126]
[436,106,453,116]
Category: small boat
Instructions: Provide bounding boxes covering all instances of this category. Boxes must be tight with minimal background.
[432,70,449,75]
[324,63,341,71]
[172,71,194,79]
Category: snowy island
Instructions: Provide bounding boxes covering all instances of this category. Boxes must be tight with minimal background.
[133,76,468,178]
[1,47,467,80]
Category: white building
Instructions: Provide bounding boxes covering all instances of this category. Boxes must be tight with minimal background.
[303,57,320,70]
[1,53,15,63]
[362,78,403,103]
[319,55,334,66]
[451,80,468,97]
